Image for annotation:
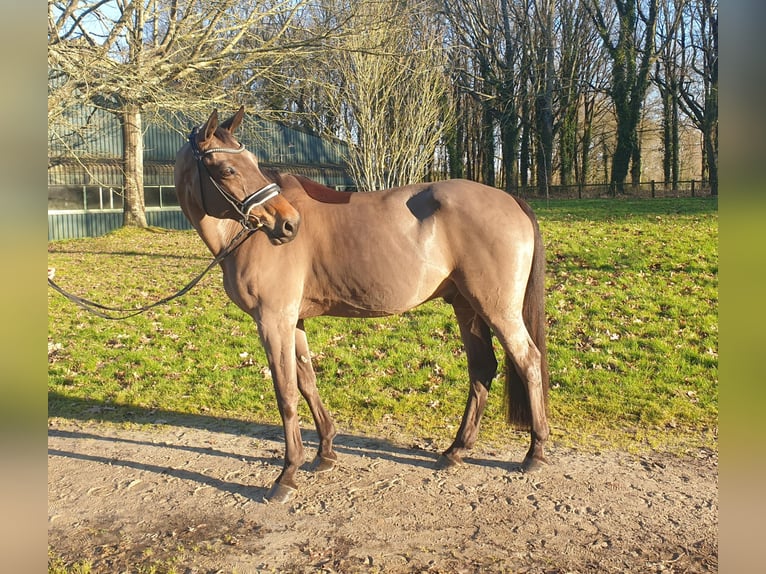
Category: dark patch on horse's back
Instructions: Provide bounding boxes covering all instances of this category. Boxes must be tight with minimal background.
[406,187,441,221]
[295,175,352,204]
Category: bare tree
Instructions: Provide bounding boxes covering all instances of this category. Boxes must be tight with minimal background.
[443,0,607,196]
[307,1,452,190]
[556,0,599,187]
[677,0,717,196]
[585,0,659,193]
[653,0,681,190]
[530,0,556,195]
[443,0,526,191]
[575,46,613,188]
[48,0,337,226]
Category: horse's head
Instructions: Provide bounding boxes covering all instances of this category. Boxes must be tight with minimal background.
[181,106,300,245]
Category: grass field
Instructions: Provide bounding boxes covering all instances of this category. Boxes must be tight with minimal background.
[47,197,718,455]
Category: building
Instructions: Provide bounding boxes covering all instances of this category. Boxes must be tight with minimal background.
[48,106,354,240]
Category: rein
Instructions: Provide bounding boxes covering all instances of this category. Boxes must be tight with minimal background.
[189,126,281,229]
[47,226,255,320]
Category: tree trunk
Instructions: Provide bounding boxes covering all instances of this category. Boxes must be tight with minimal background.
[446,124,465,180]
[705,117,718,196]
[661,81,671,189]
[535,91,553,196]
[660,71,680,191]
[122,104,147,228]
[447,88,465,179]
[480,102,495,187]
[630,134,641,188]
[500,115,519,193]
[520,95,531,190]
[579,94,595,188]
[535,0,555,197]
[611,116,633,194]
[559,107,577,186]
[590,0,657,195]
[671,89,679,190]
[704,7,718,196]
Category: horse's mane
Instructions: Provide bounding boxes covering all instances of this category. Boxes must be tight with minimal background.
[264,169,352,205]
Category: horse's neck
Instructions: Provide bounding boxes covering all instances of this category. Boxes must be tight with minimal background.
[195,214,241,257]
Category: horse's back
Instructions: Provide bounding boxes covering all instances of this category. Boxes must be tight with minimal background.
[417,179,536,252]
[286,176,535,269]
[419,179,527,214]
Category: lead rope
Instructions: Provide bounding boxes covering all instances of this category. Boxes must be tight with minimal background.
[47,225,255,320]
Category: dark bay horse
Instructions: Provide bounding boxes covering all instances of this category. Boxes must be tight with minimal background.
[175,107,550,503]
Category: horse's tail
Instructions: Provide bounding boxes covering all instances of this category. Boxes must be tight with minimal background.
[504,198,549,428]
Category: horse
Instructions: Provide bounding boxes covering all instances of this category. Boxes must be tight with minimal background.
[174,107,550,503]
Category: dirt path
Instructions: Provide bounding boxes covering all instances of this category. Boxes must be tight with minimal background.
[48,417,717,573]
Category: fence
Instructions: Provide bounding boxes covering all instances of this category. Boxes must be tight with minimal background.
[48,179,715,241]
[48,207,192,241]
[517,180,713,200]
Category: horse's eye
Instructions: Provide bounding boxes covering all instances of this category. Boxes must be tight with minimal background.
[221,166,236,177]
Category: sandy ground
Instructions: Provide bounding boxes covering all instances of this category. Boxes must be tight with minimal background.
[48,417,717,573]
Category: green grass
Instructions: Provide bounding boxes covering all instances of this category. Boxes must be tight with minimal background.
[48,551,183,574]
[48,554,92,574]
[48,198,718,456]
[532,198,717,450]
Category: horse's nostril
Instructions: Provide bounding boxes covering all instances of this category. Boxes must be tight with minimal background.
[283,221,295,236]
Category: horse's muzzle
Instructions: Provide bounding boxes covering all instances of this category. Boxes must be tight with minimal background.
[267,213,300,245]
[276,214,301,243]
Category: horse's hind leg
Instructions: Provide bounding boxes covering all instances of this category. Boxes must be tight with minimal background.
[437,295,498,469]
[295,320,338,472]
[492,318,550,470]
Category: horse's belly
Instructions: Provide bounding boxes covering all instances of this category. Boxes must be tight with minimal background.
[301,197,454,318]
[302,268,451,319]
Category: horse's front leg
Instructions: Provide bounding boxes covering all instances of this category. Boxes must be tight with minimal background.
[295,320,338,472]
[257,317,304,504]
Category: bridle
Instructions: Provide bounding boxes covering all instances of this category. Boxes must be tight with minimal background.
[47,128,284,320]
[189,126,281,230]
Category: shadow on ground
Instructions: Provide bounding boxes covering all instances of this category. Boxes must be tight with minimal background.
[48,392,516,493]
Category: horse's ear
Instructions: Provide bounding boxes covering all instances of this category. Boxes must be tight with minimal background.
[221,106,245,134]
[199,109,219,144]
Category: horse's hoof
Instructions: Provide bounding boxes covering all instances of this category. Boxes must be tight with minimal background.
[521,455,549,473]
[311,455,336,474]
[265,482,297,504]
[435,453,462,470]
